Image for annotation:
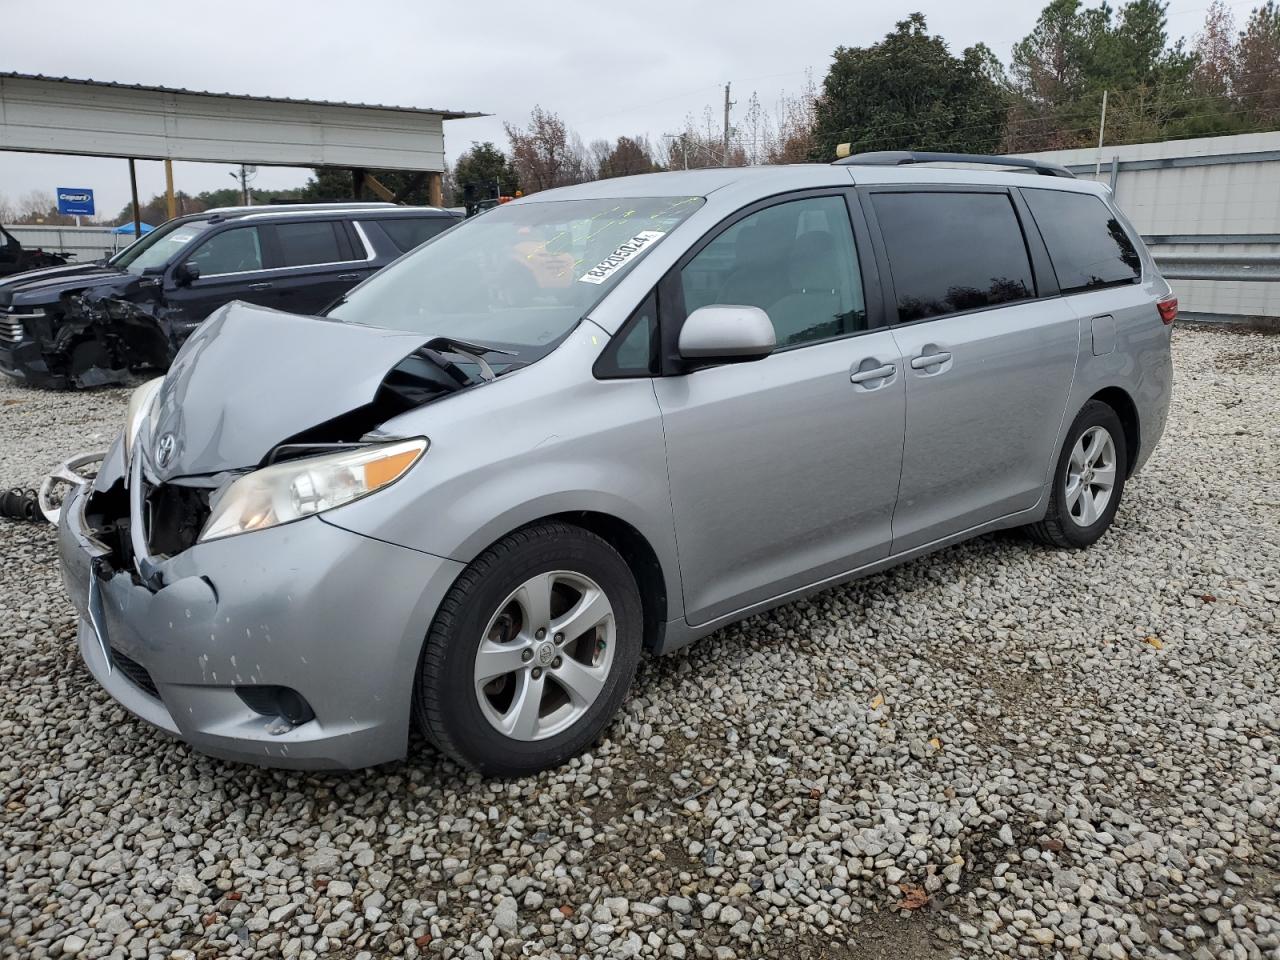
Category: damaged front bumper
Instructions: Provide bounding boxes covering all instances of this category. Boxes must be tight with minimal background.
[57,461,464,770]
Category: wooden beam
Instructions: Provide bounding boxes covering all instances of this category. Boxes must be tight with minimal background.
[128,159,141,238]
[362,174,396,203]
[427,171,443,207]
[164,159,176,220]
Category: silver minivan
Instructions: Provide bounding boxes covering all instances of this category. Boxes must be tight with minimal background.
[56,152,1175,775]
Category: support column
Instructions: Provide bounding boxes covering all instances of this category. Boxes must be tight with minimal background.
[351,167,367,202]
[164,159,176,220]
[427,171,443,208]
[128,159,141,240]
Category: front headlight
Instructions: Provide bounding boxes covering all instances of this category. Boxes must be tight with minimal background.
[123,377,164,467]
[199,438,427,542]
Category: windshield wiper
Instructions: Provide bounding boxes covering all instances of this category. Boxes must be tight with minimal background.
[417,336,517,383]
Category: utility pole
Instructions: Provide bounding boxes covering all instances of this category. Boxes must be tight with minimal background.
[1094,89,1108,178]
[722,83,735,167]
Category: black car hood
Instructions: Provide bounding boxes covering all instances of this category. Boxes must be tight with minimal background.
[0,261,129,308]
[146,302,435,481]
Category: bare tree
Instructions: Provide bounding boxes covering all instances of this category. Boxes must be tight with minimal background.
[504,106,588,193]
[1192,0,1237,98]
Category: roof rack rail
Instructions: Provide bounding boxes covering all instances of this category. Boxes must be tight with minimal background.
[833,150,1076,179]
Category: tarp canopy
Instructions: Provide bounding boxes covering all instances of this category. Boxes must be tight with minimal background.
[111,222,154,235]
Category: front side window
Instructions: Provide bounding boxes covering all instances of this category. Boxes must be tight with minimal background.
[188,226,264,275]
[681,195,866,348]
[327,196,702,359]
[275,221,347,267]
[1022,189,1141,292]
[375,217,454,253]
[872,192,1035,323]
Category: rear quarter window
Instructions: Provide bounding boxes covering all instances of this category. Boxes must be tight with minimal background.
[1021,189,1141,293]
[375,217,455,253]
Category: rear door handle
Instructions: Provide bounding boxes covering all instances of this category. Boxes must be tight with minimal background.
[336,273,361,281]
[910,351,951,370]
[247,282,273,291]
[850,363,896,384]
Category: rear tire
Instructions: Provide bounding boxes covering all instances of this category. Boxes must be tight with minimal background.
[1027,400,1127,549]
[413,521,642,776]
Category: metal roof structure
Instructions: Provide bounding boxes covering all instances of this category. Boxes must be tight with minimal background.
[0,72,486,173]
[0,72,485,120]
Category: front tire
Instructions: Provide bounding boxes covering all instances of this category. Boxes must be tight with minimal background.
[1027,400,1128,549]
[413,521,642,776]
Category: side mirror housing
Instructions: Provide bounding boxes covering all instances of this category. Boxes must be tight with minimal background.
[175,261,201,285]
[678,305,776,364]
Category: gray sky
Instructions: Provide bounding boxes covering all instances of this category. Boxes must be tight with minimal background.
[0,0,1223,217]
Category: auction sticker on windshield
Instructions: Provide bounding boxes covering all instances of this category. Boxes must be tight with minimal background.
[578,231,666,284]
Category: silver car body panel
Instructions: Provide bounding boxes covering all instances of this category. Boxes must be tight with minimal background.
[57,162,1174,768]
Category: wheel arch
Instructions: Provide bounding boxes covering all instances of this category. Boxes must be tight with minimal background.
[1088,386,1141,478]
[459,509,672,655]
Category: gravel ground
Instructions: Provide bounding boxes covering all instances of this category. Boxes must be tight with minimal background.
[1,324,1277,960]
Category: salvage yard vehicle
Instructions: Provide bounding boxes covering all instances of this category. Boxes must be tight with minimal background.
[55,153,1175,775]
[0,224,72,277]
[0,203,460,388]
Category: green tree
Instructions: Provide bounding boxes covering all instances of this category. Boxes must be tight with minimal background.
[1235,1,1280,127]
[593,136,661,179]
[809,14,1009,160]
[450,142,519,204]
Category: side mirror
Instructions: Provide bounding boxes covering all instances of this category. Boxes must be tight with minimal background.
[175,261,201,285]
[678,305,776,364]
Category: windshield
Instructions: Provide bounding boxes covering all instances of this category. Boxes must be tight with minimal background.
[111,219,212,274]
[326,196,703,356]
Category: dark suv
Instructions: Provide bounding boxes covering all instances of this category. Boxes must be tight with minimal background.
[0,203,459,388]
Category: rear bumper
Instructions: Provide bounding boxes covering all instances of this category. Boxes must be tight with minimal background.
[58,481,464,769]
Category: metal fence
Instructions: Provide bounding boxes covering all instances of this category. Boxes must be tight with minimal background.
[3,225,121,262]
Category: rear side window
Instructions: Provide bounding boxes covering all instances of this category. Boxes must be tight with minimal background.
[1022,189,1141,292]
[275,221,347,267]
[872,192,1035,323]
[188,226,263,275]
[681,195,867,348]
[375,217,453,253]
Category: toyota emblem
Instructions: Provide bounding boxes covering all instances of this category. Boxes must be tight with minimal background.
[155,433,176,468]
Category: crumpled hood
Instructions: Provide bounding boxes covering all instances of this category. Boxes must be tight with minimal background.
[146,302,435,481]
[0,261,126,308]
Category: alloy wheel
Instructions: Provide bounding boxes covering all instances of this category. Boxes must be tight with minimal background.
[473,570,615,741]
[1065,425,1117,527]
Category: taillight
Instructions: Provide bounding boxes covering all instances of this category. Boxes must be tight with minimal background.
[1157,295,1178,325]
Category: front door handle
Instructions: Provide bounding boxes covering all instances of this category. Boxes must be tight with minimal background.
[247,282,273,291]
[336,273,361,281]
[850,363,896,384]
[910,351,952,370]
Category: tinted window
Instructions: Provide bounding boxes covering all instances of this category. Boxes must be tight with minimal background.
[275,221,346,267]
[188,226,263,275]
[376,217,453,253]
[1023,189,1141,292]
[681,195,866,348]
[872,192,1034,323]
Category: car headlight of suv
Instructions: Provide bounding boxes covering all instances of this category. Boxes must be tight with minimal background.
[123,377,165,468]
[199,438,428,542]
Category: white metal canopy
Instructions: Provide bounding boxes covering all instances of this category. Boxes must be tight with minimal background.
[0,73,485,172]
